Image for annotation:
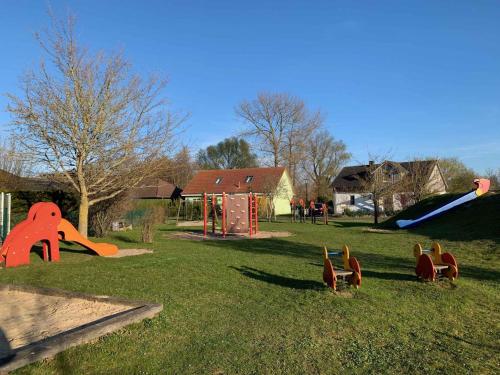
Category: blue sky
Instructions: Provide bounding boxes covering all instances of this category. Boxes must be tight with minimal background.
[1,1,499,173]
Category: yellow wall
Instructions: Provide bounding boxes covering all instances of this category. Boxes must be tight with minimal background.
[273,171,295,215]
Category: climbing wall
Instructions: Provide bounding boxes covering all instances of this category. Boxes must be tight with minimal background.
[226,194,249,233]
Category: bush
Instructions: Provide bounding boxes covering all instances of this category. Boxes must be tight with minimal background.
[89,193,132,237]
[141,206,165,243]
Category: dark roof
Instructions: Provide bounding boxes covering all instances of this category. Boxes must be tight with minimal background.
[182,167,287,195]
[131,178,182,199]
[332,160,438,193]
[0,169,69,192]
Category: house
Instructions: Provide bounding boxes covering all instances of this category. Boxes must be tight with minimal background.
[331,160,447,214]
[131,178,182,200]
[182,167,294,215]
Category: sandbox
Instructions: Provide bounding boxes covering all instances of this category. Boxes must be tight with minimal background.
[167,230,292,241]
[0,284,162,372]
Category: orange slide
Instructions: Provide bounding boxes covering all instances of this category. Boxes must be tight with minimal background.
[58,219,118,256]
[1,202,118,268]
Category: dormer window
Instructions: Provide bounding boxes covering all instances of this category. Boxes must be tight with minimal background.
[215,177,223,184]
[245,176,254,183]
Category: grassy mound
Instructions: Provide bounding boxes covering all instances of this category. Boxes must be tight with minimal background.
[381,192,500,242]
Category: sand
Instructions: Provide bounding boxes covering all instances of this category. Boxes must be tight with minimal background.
[105,248,153,258]
[167,231,292,241]
[0,289,130,351]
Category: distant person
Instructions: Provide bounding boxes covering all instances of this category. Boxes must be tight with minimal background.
[298,198,305,223]
[290,197,296,222]
[310,200,316,224]
[322,202,328,225]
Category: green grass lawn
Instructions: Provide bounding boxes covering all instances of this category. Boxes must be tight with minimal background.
[1,218,499,374]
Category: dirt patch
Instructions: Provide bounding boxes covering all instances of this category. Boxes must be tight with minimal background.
[175,220,204,227]
[105,248,153,258]
[0,289,129,351]
[166,231,293,241]
[363,228,399,234]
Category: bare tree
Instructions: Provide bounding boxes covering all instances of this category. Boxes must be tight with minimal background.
[282,110,323,186]
[6,15,182,236]
[302,130,350,199]
[0,139,32,177]
[399,159,438,205]
[359,157,403,224]
[236,92,320,181]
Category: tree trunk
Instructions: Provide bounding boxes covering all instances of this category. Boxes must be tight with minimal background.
[78,195,89,237]
[373,198,379,225]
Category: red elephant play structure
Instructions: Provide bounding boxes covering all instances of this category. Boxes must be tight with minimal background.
[0,202,118,268]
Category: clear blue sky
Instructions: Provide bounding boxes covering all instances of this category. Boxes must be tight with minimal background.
[1,0,499,173]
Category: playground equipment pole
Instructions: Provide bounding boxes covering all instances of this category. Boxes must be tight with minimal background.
[0,192,4,240]
[203,193,207,238]
[249,193,253,237]
[255,195,259,233]
[211,193,216,234]
[6,194,11,234]
[222,192,226,238]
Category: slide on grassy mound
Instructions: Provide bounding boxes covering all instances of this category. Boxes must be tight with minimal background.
[380,192,499,242]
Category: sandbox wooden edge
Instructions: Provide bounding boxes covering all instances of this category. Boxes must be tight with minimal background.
[0,284,163,373]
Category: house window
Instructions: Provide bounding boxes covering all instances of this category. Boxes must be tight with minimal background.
[215,177,223,184]
[245,176,254,183]
[350,195,355,205]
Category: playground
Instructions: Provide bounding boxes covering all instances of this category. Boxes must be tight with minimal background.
[0,192,498,373]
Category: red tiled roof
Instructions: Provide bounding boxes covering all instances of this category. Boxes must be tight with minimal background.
[182,167,287,195]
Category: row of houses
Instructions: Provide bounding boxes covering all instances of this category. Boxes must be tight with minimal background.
[131,160,447,215]
[1,160,448,216]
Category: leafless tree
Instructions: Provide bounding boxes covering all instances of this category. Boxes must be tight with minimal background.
[398,158,438,205]
[236,92,321,185]
[6,15,182,236]
[359,155,402,224]
[0,139,32,177]
[302,130,350,199]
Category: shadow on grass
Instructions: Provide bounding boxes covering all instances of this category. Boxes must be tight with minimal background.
[331,221,372,228]
[361,270,416,282]
[109,234,138,243]
[434,330,500,351]
[231,266,324,290]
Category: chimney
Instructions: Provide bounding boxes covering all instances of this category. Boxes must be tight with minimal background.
[368,160,374,167]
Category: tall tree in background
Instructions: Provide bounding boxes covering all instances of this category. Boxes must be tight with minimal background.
[164,146,196,188]
[6,15,181,236]
[439,157,477,192]
[196,137,258,169]
[302,130,350,199]
[235,92,321,184]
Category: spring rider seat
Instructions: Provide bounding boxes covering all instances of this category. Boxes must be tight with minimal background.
[322,245,362,290]
[414,242,458,282]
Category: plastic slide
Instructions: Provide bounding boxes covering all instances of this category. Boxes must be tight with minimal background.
[396,179,490,229]
[58,218,119,256]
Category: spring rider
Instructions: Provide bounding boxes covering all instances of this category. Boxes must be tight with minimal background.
[414,242,458,281]
[322,245,362,290]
